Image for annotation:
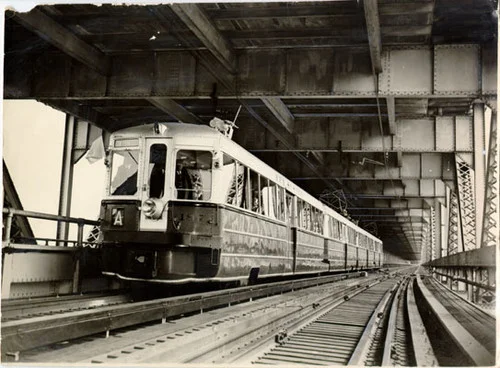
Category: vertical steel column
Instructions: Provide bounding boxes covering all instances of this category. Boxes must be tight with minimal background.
[431,206,438,260]
[466,268,474,302]
[481,111,498,248]
[56,115,76,245]
[473,103,486,248]
[455,156,476,250]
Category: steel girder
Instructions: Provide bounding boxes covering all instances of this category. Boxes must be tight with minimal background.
[5,45,496,100]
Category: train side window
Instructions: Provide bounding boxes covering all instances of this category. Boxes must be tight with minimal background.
[263,180,277,219]
[260,177,270,216]
[222,155,245,207]
[286,192,294,225]
[297,199,303,228]
[277,186,285,221]
[249,170,262,214]
[236,162,247,209]
[302,202,311,230]
[317,209,324,233]
[175,150,212,200]
[148,144,166,198]
[222,154,236,204]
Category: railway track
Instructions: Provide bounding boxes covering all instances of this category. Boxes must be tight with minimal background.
[5,266,493,366]
[1,292,132,322]
[2,270,369,360]
[10,268,416,364]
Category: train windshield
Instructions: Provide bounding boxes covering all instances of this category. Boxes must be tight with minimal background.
[175,150,212,200]
[109,149,140,195]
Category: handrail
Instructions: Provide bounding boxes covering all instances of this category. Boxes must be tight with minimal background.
[2,208,100,248]
[2,208,100,226]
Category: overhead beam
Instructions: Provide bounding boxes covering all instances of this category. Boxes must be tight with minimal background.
[363,0,382,73]
[40,100,117,131]
[13,8,109,75]
[247,116,474,154]
[147,98,203,125]
[261,97,295,134]
[6,46,492,99]
[170,3,236,74]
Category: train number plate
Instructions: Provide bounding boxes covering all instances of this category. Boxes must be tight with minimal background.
[112,208,124,226]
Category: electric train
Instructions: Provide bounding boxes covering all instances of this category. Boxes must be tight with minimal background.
[99,121,383,284]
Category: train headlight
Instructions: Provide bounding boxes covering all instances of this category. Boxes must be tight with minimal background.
[142,198,164,219]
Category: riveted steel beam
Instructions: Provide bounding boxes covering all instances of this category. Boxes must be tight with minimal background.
[427,246,495,268]
[170,3,236,74]
[386,97,396,134]
[473,103,485,248]
[363,0,382,73]
[261,97,295,134]
[13,8,110,76]
[6,45,495,100]
[147,98,203,125]
[247,116,474,153]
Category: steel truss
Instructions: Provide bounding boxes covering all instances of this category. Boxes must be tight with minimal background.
[455,156,476,250]
[481,112,498,248]
[447,191,461,256]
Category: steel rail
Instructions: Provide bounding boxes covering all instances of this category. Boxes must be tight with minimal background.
[1,271,362,357]
[2,293,131,321]
[85,277,379,364]
[415,276,495,366]
[381,278,406,365]
[206,278,386,365]
[347,281,397,365]
[406,277,438,366]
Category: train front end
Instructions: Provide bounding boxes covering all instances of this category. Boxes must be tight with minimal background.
[100,123,223,282]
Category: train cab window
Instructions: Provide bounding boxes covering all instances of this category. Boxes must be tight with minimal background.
[175,150,212,200]
[148,144,166,198]
[109,149,140,195]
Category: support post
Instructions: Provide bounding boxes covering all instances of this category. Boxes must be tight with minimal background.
[473,103,485,248]
[466,269,474,302]
[56,115,76,246]
[480,111,498,248]
[434,200,441,261]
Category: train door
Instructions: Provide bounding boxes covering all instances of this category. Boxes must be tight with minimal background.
[139,138,170,231]
[286,192,297,273]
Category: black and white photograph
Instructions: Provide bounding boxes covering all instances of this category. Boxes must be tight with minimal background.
[1,0,497,366]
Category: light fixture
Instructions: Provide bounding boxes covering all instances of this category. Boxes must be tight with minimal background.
[142,198,165,219]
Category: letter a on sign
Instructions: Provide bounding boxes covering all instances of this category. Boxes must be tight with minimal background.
[112,208,124,226]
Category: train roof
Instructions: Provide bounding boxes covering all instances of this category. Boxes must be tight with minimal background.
[111,122,220,140]
[111,122,381,243]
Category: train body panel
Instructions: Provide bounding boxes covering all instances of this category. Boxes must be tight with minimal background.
[218,206,292,278]
[99,123,384,283]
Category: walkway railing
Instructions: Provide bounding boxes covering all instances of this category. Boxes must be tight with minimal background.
[2,208,100,248]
